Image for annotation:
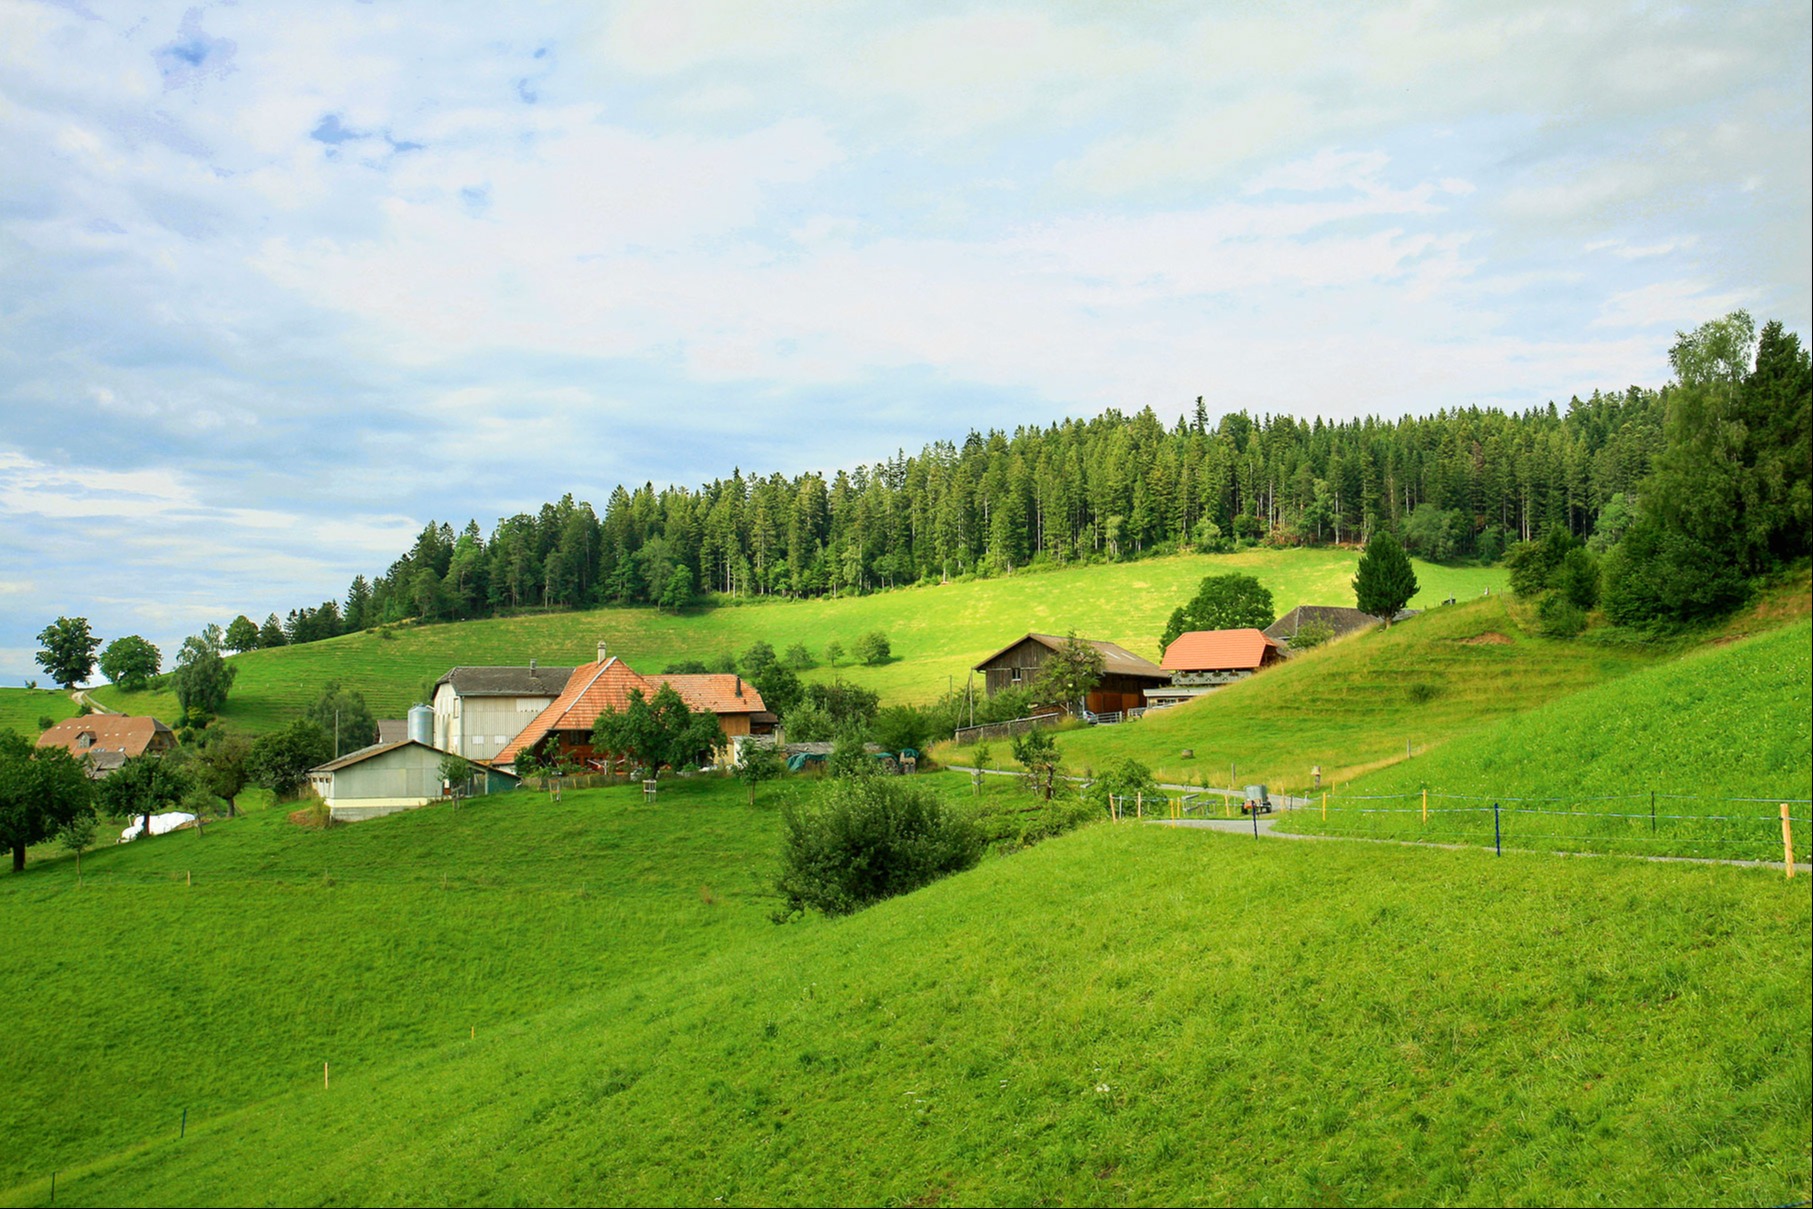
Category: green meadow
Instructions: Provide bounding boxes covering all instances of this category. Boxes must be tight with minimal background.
[1273,618,1813,863]
[0,688,77,737]
[1,775,1806,1207]
[949,593,1668,792]
[90,548,1503,732]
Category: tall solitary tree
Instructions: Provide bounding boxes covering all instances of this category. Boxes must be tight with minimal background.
[35,617,100,689]
[99,753,192,845]
[0,733,95,871]
[1353,531,1419,623]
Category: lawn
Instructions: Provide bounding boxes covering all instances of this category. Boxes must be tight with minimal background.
[90,548,1504,733]
[0,688,77,737]
[5,806,1805,1207]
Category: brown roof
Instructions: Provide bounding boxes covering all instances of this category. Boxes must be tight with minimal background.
[974,633,1169,681]
[37,715,174,761]
[646,674,767,715]
[1160,629,1279,672]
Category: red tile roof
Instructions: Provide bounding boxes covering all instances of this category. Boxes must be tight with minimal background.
[494,658,653,765]
[646,674,766,715]
[1160,629,1279,672]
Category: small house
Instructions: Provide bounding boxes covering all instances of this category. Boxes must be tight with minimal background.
[1147,629,1282,707]
[973,633,1171,715]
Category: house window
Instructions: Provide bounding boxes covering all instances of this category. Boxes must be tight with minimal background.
[1010,667,1022,685]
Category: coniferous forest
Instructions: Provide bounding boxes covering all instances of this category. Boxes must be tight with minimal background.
[244,314,1808,648]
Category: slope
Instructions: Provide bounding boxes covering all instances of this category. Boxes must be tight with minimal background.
[9,816,1807,1207]
[0,688,77,737]
[1275,617,1813,860]
[978,593,1666,790]
[89,548,1502,733]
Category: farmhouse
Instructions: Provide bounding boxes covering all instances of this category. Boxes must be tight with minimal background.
[431,661,575,761]
[974,633,1171,715]
[1147,628,1282,707]
[306,739,519,822]
[36,715,176,777]
[492,656,768,770]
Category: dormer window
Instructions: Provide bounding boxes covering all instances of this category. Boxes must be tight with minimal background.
[76,732,95,749]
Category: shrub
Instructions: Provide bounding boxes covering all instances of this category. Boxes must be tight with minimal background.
[782,643,816,671]
[1537,594,1589,638]
[1290,620,1336,651]
[774,778,982,918]
[853,630,892,666]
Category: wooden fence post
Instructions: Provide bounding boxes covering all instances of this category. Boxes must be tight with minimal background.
[1321,792,1327,821]
[1783,804,1795,879]
[1421,789,1427,825]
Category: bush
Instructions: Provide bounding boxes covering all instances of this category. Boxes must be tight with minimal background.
[1537,594,1589,638]
[774,778,982,918]
[1290,620,1336,651]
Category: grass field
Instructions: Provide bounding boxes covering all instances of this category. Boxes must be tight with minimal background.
[1,777,1805,1207]
[90,548,1504,733]
[0,688,77,737]
[943,593,1668,792]
[1271,618,1813,863]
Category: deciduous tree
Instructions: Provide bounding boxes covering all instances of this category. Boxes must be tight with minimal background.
[35,617,99,689]
[98,753,192,847]
[1161,573,1276,648]
[0,733,94,871]
[1032,631,1104,714]
[98,635,161,693]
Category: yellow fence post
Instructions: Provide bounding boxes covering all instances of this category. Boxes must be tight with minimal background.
[1783,804,1795,879]
[1137,792,1143,819]
[1321,792,1327,821]
[1421,789,1428,825]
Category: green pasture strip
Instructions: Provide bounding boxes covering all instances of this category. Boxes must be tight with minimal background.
[0,777,787,1189]
[12,825,1807,1207]
[1276,619,1813,862]
[0,688,77,737]
[955,593,1664,791]
[90,548,1504,732]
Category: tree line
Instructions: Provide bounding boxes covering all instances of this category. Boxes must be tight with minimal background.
[223,360,1710,649]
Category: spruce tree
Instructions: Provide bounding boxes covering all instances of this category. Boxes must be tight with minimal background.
[1353,531,1418,623]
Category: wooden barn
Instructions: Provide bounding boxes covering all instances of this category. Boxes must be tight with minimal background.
[973,633,1170,715]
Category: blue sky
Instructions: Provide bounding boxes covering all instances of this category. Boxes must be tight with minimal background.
[2,0,1808,680]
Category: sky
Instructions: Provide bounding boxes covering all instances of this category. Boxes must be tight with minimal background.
[1,0,1808,682]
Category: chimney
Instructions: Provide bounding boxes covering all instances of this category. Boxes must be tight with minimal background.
[529,658,537,671]
[597,641,608,664]
[735,676,743,697]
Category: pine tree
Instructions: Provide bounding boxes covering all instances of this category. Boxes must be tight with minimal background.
[1353,531,1418,623]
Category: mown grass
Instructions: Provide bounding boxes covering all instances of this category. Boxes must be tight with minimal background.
[91,548,1504,733]
[943,593,1666,792]
[6,818,1806,1207]
[1273,619,1813,863]
[0,688,77,737]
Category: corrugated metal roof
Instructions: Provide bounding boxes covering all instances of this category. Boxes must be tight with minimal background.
[1160,629,1279,672]
[434,665,575,697]
[973,633,1168,679]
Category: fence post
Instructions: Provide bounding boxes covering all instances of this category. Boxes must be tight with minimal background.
[1493,801,1501,856]
[1321,792,1327,821]
[1783,804,1795,879]
[1421,789,1427,825]
[1650,790,1656,833]
[1136,791,1143,819]
[1251,804,1260,840]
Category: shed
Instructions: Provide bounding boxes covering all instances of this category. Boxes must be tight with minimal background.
[1147,629,1282,708]
[973,633,1170,714]
[307,740,519,822]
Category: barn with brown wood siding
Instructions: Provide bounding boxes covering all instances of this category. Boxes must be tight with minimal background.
[973,633,1170,714]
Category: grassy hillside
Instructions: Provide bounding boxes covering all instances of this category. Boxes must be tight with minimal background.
[0,688,77,737]
[1275,618,1813,861]
[91,548,1502,733]
[957,593,1667,791]
[1,782,1805,1206]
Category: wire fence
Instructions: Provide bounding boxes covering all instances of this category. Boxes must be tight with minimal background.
[1112,788,1812,867]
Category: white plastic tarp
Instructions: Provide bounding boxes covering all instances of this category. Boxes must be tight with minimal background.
[118,812,195,842]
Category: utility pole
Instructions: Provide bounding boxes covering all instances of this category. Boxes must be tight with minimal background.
[335,708,341,759]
